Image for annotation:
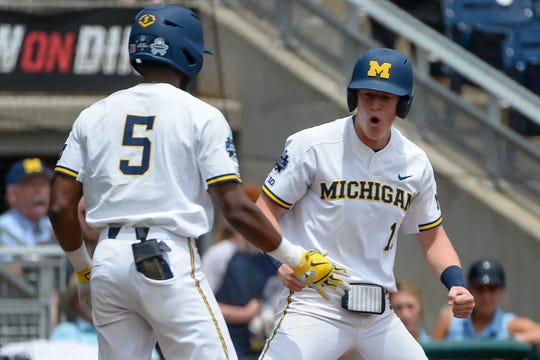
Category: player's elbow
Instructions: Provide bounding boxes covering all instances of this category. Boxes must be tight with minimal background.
[48,197,75,225]
[47,202,66,224]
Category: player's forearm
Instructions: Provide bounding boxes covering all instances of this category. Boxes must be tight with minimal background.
[222,202,282,253]
[49,176,84,252]
[49,206,84,252]
[209,182,301,263]
[49,205,91,276]
[209,182,279,252]
[222,201,303,266]
[255,196,284,235]
[417,226,461,276]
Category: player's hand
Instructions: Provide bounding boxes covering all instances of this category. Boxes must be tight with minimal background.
[278,263,306,291]
[447,286,474,318]
[293,250,351,300]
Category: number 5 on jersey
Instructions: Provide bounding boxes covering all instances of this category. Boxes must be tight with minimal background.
[120,115,155,175]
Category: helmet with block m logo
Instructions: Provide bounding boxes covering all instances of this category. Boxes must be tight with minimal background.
[347,48,413,118]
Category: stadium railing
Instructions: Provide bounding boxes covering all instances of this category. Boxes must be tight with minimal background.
[0,245,67,346]
[423,339,540,360]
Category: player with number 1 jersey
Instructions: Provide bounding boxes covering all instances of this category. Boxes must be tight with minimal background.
[263,120,440,292]
[257,48,474,360]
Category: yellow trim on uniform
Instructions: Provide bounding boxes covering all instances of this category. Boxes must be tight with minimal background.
[418,216,443,232]
[206,174,242,187]
[187,237,230,359]
[259,290,295,359]
[262,185,292,209]
[54,166,78,179]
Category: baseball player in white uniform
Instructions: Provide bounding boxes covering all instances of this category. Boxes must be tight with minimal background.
[48,4,349,360]
[256,48,475,359]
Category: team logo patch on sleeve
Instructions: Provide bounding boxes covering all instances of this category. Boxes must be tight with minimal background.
[274,150,289,172]
[225,134,237,158]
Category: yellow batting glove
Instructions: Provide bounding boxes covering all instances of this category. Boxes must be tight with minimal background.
[76,266,92,284]
[318,264,350,297]
[293,250,350,300]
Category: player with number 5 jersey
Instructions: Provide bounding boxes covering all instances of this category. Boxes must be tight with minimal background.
[256,48,475,359]
[48,4,348,360]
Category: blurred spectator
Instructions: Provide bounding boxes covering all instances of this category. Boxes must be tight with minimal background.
[0,157,55,247]
[50,274,96,346]
[202,184,282,360]
[431,258,540,345]
[0,157,55,277]
[390,280,431,343]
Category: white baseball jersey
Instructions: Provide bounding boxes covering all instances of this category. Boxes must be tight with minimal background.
[55,83,241,238]
[262,116,441,292]
[55,82,240,360]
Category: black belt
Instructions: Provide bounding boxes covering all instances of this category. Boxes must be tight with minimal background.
[108,226,150,241]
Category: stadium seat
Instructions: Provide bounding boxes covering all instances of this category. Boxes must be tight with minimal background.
[442,0,536,37]
[441,0,536,90]
[503,21,540,79]
[502,21,540,135]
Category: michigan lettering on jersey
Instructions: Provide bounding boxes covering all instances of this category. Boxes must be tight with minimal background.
[320,180,412,210]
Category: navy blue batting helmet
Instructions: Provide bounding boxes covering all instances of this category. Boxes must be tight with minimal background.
[467,259,506,287]
[129,4,211,78]
[347,48,414,118]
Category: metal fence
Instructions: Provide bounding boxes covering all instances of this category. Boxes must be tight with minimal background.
[423,340,540,360]
[0,246,67,346]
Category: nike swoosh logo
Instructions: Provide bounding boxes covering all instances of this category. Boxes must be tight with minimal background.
[310,261,327,266]
[398,174,412,180]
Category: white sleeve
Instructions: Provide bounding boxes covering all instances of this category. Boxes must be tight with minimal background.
[401,160,442,234]
[196,110,241,188]
[55,114,86,181]
[261,132,315,209]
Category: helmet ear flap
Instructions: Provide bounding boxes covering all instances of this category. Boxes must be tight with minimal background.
[396,94,413,119]
[347,89,357,112]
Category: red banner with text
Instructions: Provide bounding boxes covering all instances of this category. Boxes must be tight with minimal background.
[0,8,142,93]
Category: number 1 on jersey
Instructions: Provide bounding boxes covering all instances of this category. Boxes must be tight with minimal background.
[384,222,397,251]
[120,115,155,175]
